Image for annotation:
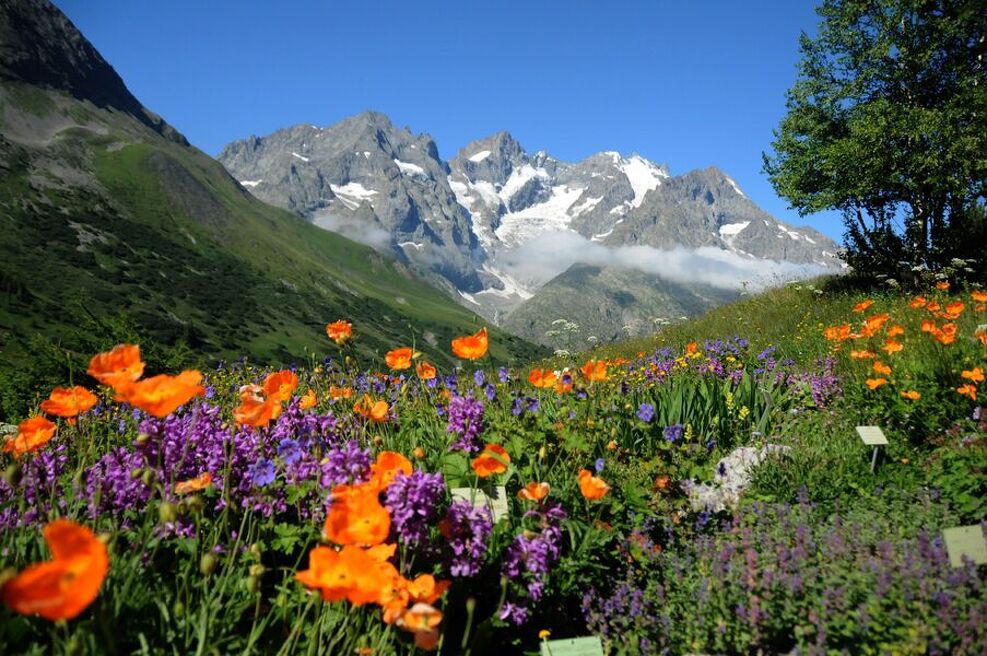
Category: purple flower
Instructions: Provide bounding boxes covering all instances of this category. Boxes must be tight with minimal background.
[444,499,492,577]
[277,438,303,465]
[499,601,529,625]
[498,367,509,383]
[446,394,485,453]
[320,441,372,488]
[249,458,276,487]
[664,424,684,442]
[474,369,486,387]
[637,403,655,423]
[595,457,605,473]
[384,469,446,545]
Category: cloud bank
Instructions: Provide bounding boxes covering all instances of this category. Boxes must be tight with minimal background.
[497,231,831,290]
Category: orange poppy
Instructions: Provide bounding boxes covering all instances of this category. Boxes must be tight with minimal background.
[872,361,892,376]
[233,393,283,427]
[329,386,354,401]
[853,299,874,312]
[935,281,950,291]
[554,375,574,394]
[175,472,213,494]
[528,369,558,388]
[900,390,921,401]
[861,313,890,337]
[397,602,443,650]
[653,475,671,492]
[87,344,144,389]
[926,301,941,312]
[370,451,413,490]
[1,519,108,621]
[385,348,413,370]
[406,574,450,605]
[416,361,437,380]
[881,339,904,354]
[971,290,987,303]
[3,416,57,458]
[118,370,205,418]
[354,395,390,423]
[263,370,298,403]
[517,481,550,502]
[956,384,977,400]
[299,389,318,410]
[326,320,353,345]
[578,469,609,501]
[865,378,888,390]
[886,325,905,338]
[823,324,852,342]
[324,483,391,547]
[943,301,965,318]
[909,296,927,309]
[850,350,876,360]
[961,367,985,384]
[921,319,937,333]
[976,304,986,312]
[40,386,97,422]
[977,329,987,346]
[685,342,699,356]
[580,360,608,382]
[471,443,510,477]
[934,323,958,345]
[295,544,392,606]
[451,327,489,360]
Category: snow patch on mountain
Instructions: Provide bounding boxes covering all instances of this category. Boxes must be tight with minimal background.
[495,185,585,247]
[468,150,491,163]
[394,159,427,177]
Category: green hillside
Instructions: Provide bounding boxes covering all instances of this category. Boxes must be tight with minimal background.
[0,83,544,418]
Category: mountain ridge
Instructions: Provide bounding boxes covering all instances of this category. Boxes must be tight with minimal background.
[218,113,843,337]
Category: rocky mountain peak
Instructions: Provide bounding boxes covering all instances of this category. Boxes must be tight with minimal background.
[0,0,186,143]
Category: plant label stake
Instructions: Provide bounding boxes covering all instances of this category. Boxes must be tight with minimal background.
[856,426,888,473]
[943,525,987,568]
[451,486,509,524]
[540,636,605,656]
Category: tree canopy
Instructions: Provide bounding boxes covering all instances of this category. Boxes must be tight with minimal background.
[764,0,987,284]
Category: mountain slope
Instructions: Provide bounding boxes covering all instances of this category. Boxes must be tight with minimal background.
[0,0,544,417]
[503,264,740,349]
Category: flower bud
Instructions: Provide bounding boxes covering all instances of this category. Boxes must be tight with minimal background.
[158,501,178,524]
[199,552,218,576]
[173,600,185,618]
[249,564,265,577]
[3,463,21,487]
[246,575,260,594]
[141,469,156,486]
[135,433,151,446]
[249,542,263,558]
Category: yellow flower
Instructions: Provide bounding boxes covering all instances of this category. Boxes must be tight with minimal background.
[538,630,551,640]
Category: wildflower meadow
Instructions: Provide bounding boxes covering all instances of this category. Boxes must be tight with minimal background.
[0,281,984,655]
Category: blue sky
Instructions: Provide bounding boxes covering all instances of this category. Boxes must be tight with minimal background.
[55,0,844,243]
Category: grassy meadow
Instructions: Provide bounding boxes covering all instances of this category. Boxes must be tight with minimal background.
[0,278,984,655]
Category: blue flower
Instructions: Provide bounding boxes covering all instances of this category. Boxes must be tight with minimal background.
[249,458,277,487]
[636,403,655,423]
[663,424,684,442]
[594,457,605,473]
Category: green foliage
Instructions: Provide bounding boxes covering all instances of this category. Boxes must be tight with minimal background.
[763,0,987,283]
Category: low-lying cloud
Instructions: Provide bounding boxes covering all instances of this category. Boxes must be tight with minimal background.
[497,231,831,290]
[311,212,392,251]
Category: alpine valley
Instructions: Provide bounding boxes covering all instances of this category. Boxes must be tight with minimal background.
[219,116,843,347]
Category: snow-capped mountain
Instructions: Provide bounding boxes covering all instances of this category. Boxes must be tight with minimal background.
[218,112,842,328]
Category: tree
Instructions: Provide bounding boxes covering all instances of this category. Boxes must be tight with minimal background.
[764,0,987,284]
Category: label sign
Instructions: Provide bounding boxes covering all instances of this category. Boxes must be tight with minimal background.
[450,486,509,523]
[943,525,987,568]
[540,637,605,656]
[856,426,888,446]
